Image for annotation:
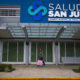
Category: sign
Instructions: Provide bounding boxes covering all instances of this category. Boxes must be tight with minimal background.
[28,1,47,20]
[0,0,80,23]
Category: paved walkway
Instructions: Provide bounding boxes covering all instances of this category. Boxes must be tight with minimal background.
[0,64,80,78]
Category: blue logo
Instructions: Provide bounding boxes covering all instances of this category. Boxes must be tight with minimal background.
[28,1,47,20]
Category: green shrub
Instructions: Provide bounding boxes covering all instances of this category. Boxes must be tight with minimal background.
[0,64,15,72]
[4,67,11,72]
[72,67,80,73]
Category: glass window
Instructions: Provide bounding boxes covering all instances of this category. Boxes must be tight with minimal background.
[8,42,17,62]
[0,9,20,16]
[2,41,24,62]
[2,42,7,62]
[47,42,52,62]
[66,42,74,57]
[31,42,36,62]
[18,42,24,62]
[60,42,65,62]
[76,42,80,57]
[31,42,53,62]
[37,42,46,61]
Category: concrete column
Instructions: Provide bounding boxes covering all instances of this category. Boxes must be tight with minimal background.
[29,42,31,64]
[24,41,29,64]
[0,41,3,63]
[55,42,60,65]
[52,42,55,64]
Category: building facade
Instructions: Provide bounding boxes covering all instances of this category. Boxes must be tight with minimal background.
[0,0,80,64]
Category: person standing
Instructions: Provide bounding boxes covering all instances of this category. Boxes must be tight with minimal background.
[38,48,45,65]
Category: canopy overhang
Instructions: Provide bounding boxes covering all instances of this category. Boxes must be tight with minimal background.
[0,23,80,40]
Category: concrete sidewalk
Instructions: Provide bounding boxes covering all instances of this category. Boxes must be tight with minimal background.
[0,64,80,78]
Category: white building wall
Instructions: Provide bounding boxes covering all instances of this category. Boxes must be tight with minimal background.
[0,41,3,63]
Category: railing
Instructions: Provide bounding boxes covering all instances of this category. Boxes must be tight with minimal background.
[62,57,80,64]
[0,8,20,17]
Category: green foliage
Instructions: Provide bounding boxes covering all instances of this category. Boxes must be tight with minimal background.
[4,67,11,72]
[0,64,15,72]
[72,67,80,73]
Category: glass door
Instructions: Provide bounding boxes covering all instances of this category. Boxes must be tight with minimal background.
[31,42,53,63]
